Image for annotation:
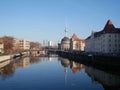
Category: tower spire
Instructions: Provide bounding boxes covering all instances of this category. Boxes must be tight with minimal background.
[65,24,68,37]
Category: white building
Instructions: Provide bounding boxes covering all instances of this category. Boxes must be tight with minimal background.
[48,41,53,47]
[85,20,120,54]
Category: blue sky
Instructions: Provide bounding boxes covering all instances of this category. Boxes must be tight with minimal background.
[0,0,120,44]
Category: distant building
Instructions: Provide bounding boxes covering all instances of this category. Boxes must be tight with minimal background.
[13,38,20,51]
[0,42,4,53]
[58,25,70,51]
[13,38,30,51]
[58,25,85,51]
[19,39,30,50]
[60,36,70,50]
[70,33,85,51]
[48,41,53,47]
[85,20,120,54]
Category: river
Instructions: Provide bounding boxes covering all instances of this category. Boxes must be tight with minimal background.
[0,55,120,90]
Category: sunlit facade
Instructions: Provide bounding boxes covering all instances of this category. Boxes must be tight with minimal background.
[85,20,120,54]
[19,39,30,50]
[0,42,4,53]
[70,33,85,51]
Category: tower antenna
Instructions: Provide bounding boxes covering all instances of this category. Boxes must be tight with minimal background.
[65,23,68,37]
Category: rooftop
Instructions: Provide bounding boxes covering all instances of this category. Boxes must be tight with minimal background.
[86,20,120,39]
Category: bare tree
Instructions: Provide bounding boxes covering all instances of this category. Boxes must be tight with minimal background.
[0,36,14,54]
[30,42,42,50]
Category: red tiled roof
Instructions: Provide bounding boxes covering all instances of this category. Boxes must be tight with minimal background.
[103,20,115,31]
[86,20,120,39]
[71,33,85,43]
[72,33,79,41]
[101,20,120,33]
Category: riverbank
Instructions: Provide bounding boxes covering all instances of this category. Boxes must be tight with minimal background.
[56,50,120,69]
[0,52,29,62]
[0,55,11,62]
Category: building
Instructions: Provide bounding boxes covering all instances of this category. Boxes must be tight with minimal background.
[85,20,120,54]
[13,38,30,51]
[70,33,85,51]
[19,39,30,50]
[13,38,20,52]
[48,41,53,47]
[60,36,70,50]
[0,42,4,53]
[58,25,70,51]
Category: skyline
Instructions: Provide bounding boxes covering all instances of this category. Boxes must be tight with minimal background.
[0,0,120,44]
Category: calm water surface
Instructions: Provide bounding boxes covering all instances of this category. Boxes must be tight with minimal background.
[0,56,120,90]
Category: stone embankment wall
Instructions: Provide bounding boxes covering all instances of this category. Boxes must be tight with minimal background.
[0,55,11,62]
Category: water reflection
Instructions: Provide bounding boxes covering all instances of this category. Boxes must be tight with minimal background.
[59,57,120,90]
[85,66,120,90]
[60,57,85,73]
[70,61,85,74]
[0,56,120,90]
[0,57,40,80]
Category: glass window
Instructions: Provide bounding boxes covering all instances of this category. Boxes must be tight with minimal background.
[109,49,111,52]
[109,44,111,47]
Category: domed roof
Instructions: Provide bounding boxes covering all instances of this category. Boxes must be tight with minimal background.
[61,58,70,67]
[61,37,70,42]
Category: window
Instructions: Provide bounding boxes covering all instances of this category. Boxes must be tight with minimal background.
[109,35,111,37]
[109,44,111,47]
[109,49,111,52]
[109,39,111,42]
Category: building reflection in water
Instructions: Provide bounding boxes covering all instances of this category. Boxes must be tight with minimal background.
[0,56,40,80]
[0,56,120,90]
[60,57,85,84]
[85,66,120,90]
[60,57,70,84]
[70,61,85,74]
[59,57,120,90]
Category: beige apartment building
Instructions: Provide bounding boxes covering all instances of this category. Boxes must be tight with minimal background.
[70,33,85,51]
[13,38,30,51]
[19,39,30,50]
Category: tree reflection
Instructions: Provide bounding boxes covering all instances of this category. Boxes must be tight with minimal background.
[0,56,40,80]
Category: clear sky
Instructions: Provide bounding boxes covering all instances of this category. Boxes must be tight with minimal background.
[0,0,120,44]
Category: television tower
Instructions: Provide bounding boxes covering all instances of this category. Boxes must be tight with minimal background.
[65,24,68,37]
